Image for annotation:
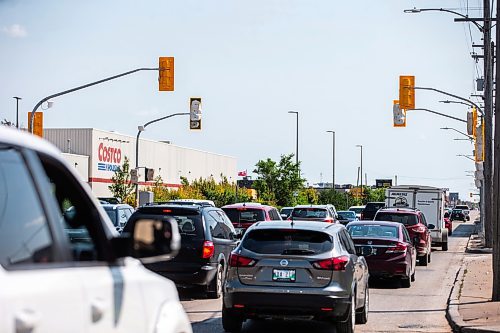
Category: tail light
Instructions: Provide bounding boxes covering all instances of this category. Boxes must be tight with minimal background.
[360,212,365,220]
[312,256,349,271]
[413,225,427,233]
[229,253,257,267]
[323,217,334,223]
[202,241,215,259]
[386,242,407,254]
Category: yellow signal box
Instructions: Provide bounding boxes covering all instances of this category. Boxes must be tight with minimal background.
[472,107,478,138]
[399,76,415,109]
[158,57,174,91]
[28,112,43,138]
[475,121,484,162]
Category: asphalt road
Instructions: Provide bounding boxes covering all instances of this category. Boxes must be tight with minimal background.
[180,211,478,333]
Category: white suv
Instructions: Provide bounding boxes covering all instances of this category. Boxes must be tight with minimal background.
[454,204,471,221]
[0,128,192,333]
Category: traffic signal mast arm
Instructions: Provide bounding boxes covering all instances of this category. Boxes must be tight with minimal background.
[413,86,484,115]
[409,108,467,123]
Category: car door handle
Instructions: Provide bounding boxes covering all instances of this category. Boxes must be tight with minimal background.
[15,308,40,333]
[91,298,107,323]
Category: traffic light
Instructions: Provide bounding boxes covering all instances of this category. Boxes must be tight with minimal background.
[472,107,478,138]
[190,97,202,130]
[145,168,155,181]
[393,100,406,127]
[399,75,415,109]
[28,112,43,137]
[475,121,484,162]
[158,57,174,91]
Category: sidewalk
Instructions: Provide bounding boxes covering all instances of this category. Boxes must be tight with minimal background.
[447,233,500,332]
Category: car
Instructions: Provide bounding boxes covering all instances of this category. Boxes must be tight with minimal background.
[279,206,294,220]
[289,204,338,223]
[450,209,467,222]
[360,202,385,220]
[98,196,121,204]
[444,211,453,236]
[101,203,135,232]
[346,221,417,288]
[222,220,369,333]
[127,203,239,298]
[0,127,192,333]
[348,205,365,219]
[161,198,216,207]
[337,210,358,225]
[454,205,470,221]
[374,208,433,266]
[222,202,282,234]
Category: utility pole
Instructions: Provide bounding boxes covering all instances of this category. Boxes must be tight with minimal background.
[13,97,21,129]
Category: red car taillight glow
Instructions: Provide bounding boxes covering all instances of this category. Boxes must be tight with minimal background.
[323,217,334,223]
[229,253,257,267]
[312,256,349,271]
[202,241,215,259]
[386,242,407,254]
[413,225,427,233]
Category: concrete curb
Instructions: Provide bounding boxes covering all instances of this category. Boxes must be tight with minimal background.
[446,263,467,333]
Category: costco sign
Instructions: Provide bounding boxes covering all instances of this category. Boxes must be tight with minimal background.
[97,143,121,171]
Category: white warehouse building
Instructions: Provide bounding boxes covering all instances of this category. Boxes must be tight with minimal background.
[43,128,237,197]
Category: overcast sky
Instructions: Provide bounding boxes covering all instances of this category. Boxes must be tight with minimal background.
[0,0,487,199]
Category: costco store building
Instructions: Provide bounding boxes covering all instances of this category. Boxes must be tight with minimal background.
[44,128,237,197]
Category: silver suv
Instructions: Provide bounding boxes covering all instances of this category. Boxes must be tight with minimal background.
[290,204,339,223]
[222,220,369,333]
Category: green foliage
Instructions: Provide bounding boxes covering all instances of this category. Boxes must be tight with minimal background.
[318,189,354,210]
[363,187,386,203]
[108,156,135,204]
[253,154,305,207]
[296,187,319,205]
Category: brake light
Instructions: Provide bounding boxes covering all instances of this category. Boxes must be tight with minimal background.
[162,209,172,213]
[313,256,349,271]
[360,212,364,220]
[323,217,334,223]
[202,241,215,259]
[229,253,256,267]
[386,242,407,254]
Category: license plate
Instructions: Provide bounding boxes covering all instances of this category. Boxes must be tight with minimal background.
[272,269,296,282]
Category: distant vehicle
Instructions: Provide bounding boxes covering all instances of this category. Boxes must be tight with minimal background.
[450,209,466,222]
[97,196,121,204]
[374,207,434,265]
[0,127,192,333]
[222,202,282,234]
[347,221,417,288]
[127,203,239,298]
[152,199,216,207]
[349,205,365,219]
[337,210,358,225]
[290,204,338,223]
[444,211,453,236]
[454,204,470,221]
[222,220,369,333]
[386,185,449,251]
[101,203,134,232]
[279,206,294,220]
[361,202,385,220]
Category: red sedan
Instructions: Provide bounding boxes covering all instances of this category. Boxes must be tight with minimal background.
[347,220,417,288]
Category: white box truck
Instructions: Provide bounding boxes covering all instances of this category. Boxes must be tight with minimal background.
[385,185,448,251]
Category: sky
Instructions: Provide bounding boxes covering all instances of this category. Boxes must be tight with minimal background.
[0,0,488,200]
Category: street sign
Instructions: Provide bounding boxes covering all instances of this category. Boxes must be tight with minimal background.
[399,75,415,109]
[190,97,202,130]
[159,57,174,91]
[393,100,406,127]
[28,112,43,137]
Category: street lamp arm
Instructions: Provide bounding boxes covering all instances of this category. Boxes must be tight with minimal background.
[30,67,160,133]
[409,108,467,123]
[143,112,190,129]
[414,86,484,115]
[404,8,483,31]
[440,127,474,139]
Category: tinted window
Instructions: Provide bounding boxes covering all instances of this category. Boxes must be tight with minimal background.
[420,213,427,226]
[104,207,117,225]
[347,224,399,239]
[208,211,227,239]
[137,207,203,238]
[118,208,129,226]
[291,208,327,218]
[222,208,266,223]
[242,229,333,255]
[338,211,356,219]
[280,208,293,217]
[269,209,281,220]
[402,227,411,243]
[0,148,54,266]
[374,212,418,226]
[339,230,356,254]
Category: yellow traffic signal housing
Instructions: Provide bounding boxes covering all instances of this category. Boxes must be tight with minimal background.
[159,57,174,91]
[28,112,43,137]
[475,121,484,162]
[399,75,415,109]
[393,100,406,127]
[472,107,478,138]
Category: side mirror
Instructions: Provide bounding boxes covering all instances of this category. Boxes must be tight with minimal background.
[428,224,435,230]
[128,217,180,263]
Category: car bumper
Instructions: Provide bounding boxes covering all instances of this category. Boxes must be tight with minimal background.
[146,262,217,287]
[365,258,410,278]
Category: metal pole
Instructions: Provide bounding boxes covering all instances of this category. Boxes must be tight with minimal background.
[13,97,21,129]
[408,108,467,123]
[327,131,335,189]
[288,111,299,175]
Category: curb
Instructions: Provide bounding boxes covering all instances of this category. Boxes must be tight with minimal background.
[446,263,467,333]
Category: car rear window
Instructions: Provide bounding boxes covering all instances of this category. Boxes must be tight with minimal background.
[347,224,399,239]
[222,208,266,223]
[338,211,355,219]
[455,206,469,210]
[375,212,418,226]
[135,207,203,238]
[291,208,327,219]
[364,203,385,211]
[103,208,117,225]
[242,229,333,255]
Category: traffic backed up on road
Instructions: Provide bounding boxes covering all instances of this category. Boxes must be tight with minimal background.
[346,221,417,288]
[222,220,369,333]
[289,204,338,223]
[222,202,282,234]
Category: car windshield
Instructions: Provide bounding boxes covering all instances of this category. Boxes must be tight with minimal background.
[349,207,364,214]
[103,208,117,225]
[291,208,327,218]
[338,211,355,219]
[374,212,419,226]
[347,224,399,239]
[280,208,293,216]
[453,209,463,214]
[222,208,266,223]
[242,229,333,255]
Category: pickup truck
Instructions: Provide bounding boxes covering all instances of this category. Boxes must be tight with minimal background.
[0,127,192,333]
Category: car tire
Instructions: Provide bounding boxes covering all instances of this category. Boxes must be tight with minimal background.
[355,287,369,324]
[442,242,448,251]
[336,294,355,333]
[207,264,223,299]
[419,254,428,266]
[411,270,415,282]
[401,276,411,288]
[428,251,432,263]
[222,306,243,333]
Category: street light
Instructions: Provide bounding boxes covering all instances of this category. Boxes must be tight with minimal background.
[439,100,474,108]
[440,127,474,141]
[288,111,299,172]
[457,154,475,161]
[13,96,21,129]
[326,130,335,189]
[356,144,363,200]
[403,7,484,31]
[135,112,189,206]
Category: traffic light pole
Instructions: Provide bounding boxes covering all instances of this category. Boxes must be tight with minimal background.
[408,108,467,123]
[29,67,161,133]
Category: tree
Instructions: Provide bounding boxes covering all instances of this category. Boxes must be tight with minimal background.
[253,154,305,207]
[318,189,354,210]
[108,156,135,204]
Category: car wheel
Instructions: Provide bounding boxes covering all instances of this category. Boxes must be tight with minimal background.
[401,276,411,288]
[336,293,355,333]
[222,306,243,333]
[355,287,369,324]
[428,251,432,263]
[419,254,428,266]
[207,264,223,299]
[442,242,448,251]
